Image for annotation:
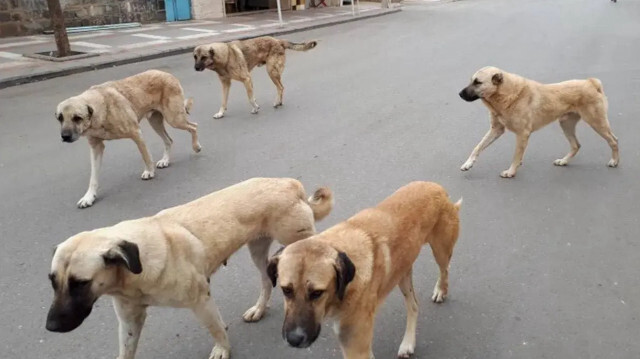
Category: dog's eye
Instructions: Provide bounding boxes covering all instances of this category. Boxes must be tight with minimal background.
[193,55,197,60]
[281,286,294,298]
[56,114,63,122]
[473,79,482,85]
[308,290,324,301]
[72,115,82,123]
[68,278,91,294]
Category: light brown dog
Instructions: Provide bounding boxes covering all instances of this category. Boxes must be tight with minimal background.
[55,70,201,208]
[193,36,317,119]
[459,66,619,178]
[45,177,333,359]
[267,182,461,359]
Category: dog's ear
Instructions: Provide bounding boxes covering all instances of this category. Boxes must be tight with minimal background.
[492,72,504,85]
[103,240,142,274]
[86,105,93,118]
[333,251,355,301]
[209,48,215,58]
[266,246,285,287]
[52,245,58,257]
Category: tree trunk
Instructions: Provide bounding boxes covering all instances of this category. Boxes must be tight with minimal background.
[46,0,71,57]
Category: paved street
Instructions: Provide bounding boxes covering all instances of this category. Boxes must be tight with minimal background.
[1,0,639,358]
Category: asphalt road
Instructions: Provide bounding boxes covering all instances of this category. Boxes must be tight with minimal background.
[1,0,639,358]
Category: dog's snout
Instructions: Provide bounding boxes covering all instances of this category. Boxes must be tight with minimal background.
[194,64,204,72]
[61,133,73,142]
[459,87,479,102]
[285,328,308,347]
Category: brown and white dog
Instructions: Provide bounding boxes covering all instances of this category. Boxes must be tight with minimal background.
[267,182,462,359]
[193,36,317,119]
[459,66,619,178]
[55,70,201,208]
[45,177,333,359]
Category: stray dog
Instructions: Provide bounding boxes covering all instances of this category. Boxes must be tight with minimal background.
[55,70,201,208]
[459,66,619,178]
[267,182,461,359]
[45,177,333,359]
[193,36,317,119]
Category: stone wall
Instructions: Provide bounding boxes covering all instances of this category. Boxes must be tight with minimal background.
[0,0,165,37]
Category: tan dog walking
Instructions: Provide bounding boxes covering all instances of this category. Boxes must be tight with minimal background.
[55,70,201,208]
[459,66,619,178]
[45,178,333,359]
[193,36,317,119]
[267,182,461,359]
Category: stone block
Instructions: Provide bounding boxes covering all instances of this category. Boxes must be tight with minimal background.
[0,11,11,21]
[0,22,21,36]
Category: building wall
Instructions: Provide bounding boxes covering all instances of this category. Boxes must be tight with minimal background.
[0,0,165,37]
[191,0,222,19]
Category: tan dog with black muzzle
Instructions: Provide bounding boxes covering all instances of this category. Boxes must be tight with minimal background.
[45,177,333,359]
[55,70,201,208]
[193,36,317,119]
[459,66,619,178]
[267,181,462,359]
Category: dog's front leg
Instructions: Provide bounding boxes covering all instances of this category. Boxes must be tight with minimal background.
[77,137,104,208]
[243,237,274,322]
[113,298,147,359]
[214,77,230,119]
[461,123,505,171]
[338,320,375,359]
[501,132,530,178]
[242,77,260,114]
[130,130,154,180]
[192,296,231,359]
[397,270,419,359]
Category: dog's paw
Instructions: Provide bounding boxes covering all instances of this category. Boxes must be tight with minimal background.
[607,159,619,168]
[397,344,414,359]
[242,305,266,322]
[77,194,96,208]
[250,107,260,115]
[273,101,283,108]
[213,112,225,119]
[156,158,170,168]
[194,143,202,153]
[553,158,568,166]
[500,169,516,178]
[209,345,230,359]
[432,286,447,303]
[460,160,474,171]
[141,170,155,180]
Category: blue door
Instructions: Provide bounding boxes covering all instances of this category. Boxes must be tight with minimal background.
[165,0,191,21]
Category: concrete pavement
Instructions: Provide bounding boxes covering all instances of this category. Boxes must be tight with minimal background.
[1,0,639,358]
[0,2,399,89]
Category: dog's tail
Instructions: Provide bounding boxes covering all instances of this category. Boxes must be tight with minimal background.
[184,98,194,114]
[453,197,463,211]
[588,78,604,94]
[307,187,333,221]
[282,40,318,52]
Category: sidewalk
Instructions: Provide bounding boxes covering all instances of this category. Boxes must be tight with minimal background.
[0,3,400,89]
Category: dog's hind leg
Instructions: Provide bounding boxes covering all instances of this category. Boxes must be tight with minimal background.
[113,298,147,359]
[243,236,274,322]
[77,137,104,208]
[193,296,231,359]
[148,111,173,168]
[242,77,260,114]
[397,269,419,359]
[267,57,285,107]
[582,111,619,167]
[554,113,581,166]
[429,208,460,303]
[164,99,202,153]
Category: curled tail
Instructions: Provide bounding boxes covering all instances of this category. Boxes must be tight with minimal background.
[307,187,333,221]
[184,98,194,114]
[454,197,463,211]
[588,78,604,94]
[282,40,318,52]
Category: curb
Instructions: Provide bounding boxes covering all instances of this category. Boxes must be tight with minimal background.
[0,8,401,90]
